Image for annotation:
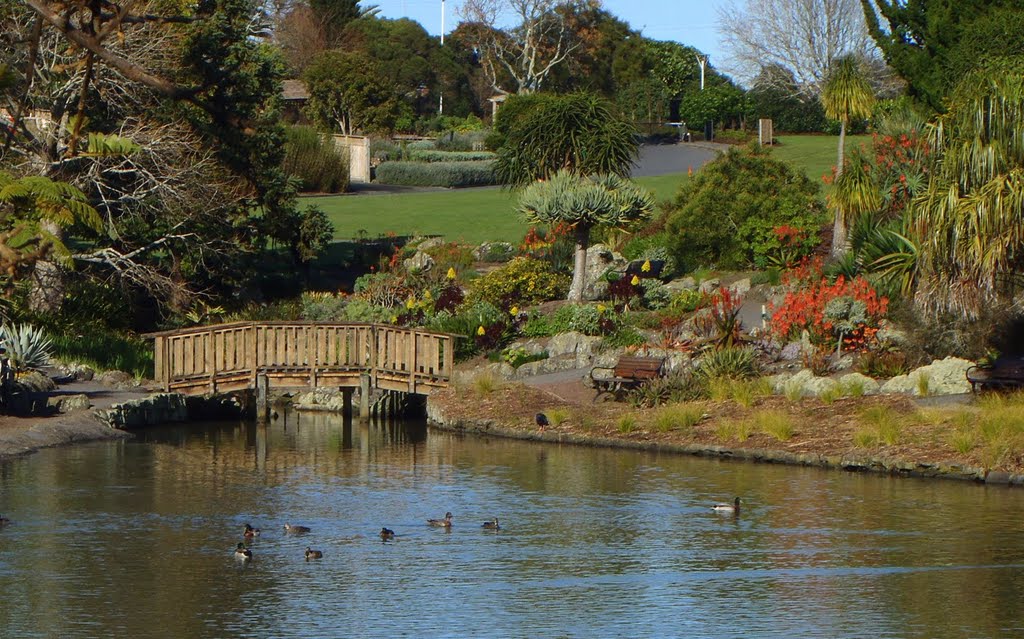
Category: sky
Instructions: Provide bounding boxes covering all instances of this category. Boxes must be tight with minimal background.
[370,0,728,64]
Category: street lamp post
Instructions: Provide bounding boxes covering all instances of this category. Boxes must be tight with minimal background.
[439,0,445,115]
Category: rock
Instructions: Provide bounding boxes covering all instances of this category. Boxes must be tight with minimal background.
[515,354,580,377]
[664,277,697,293]
[47,393,92,413]
[546,331,602,366]
[778,369,837,398]
[57,363,95,382]
[838,372,880,395]
[698,278,721,294]
[729,278,752,297]
[876,320,909,346]
[453,362,516,388]
[504,338,547,356]
[833,354,855,372]
[880,357,973,396]
[293,388,349,412]
[16,371,57,392]
[767,372,794,393]
[403,251,434,273]
[414,237,445,251]
[473,242,515,262]
[97,370,140,390]
[98,393,189,428]
[582,244,627,301]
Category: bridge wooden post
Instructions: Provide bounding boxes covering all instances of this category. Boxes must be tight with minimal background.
[256,373,270,423]
[342,388,354,417]
[359,373,370,421]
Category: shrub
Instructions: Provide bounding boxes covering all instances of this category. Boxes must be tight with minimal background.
[628,370,706,408]
[48,328,152,378]
[665,145,826,271]
[374,160,496,187]
[282,125,349,193]
[1,323,53,371]
[467,257,569,310]
[697,346,759,381]
[856,350,910,378]
[770,275,888,351]
[501,347,548,368]
[668,289,705,313]
[301,291,349,321]
[601,326,649,349]
[408,150,495,163]
[427,301,507,360]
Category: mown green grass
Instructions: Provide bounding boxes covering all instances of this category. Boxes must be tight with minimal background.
[771,134,872,187]
[304,173,690,245]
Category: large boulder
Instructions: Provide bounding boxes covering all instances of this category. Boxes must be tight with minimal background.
[47,393,92,413]
[547,331,603,367]
[880,357,973,396]
[403,251,434,273]
[582,244,627,301]
[473,242,515,263]
[664,277,698,293]
[838,372,881,395]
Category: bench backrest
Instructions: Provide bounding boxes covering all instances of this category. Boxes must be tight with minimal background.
[613,356,665,380]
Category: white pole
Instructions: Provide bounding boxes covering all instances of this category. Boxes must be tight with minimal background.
[696,54,707,91]
[439,0,445,115]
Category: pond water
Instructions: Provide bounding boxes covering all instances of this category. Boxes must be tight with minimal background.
[2,412,1024,638]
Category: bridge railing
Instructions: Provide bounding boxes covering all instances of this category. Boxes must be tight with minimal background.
[148,322,456,395]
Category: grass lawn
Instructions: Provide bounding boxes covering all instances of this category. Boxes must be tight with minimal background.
[771,134,872,186]
[304,172,691,245]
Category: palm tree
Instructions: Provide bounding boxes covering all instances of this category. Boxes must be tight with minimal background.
[911,62,1024,317]
[518,171,654,302]
[829,146,880,259]
[821,55,876,257]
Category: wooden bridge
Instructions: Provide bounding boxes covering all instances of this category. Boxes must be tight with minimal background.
[148,322,457,417]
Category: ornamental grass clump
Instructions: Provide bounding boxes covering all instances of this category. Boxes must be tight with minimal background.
[755,411,795,441]
[547,408,571,426]
[618,415,638,434]
[698,346,759,381]
[854,405,902,447]
[652,403,704,433]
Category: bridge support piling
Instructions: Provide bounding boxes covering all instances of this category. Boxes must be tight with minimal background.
[342,388,354,417]
[256,373,270,423]
[359,374,371,421]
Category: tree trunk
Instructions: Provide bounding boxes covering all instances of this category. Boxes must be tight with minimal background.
[28,221,65,313]
[831,119,848,258]
[567,224,590,303]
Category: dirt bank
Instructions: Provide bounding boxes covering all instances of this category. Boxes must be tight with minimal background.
[0,381,150,463]
[427,381,1019,486]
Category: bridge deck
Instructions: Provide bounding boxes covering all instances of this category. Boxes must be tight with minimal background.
[148,322,457,396]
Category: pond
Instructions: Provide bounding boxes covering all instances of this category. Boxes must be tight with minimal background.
[1,411,1023,638]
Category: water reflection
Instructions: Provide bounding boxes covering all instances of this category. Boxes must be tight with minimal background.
[1,411,1024,638]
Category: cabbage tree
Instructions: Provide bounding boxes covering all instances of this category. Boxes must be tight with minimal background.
[518,172,654,302]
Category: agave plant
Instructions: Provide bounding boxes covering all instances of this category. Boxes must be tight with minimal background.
[1,323,53,371]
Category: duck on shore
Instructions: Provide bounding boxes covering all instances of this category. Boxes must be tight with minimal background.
[305,547,323,560]
[284,523,311,534]
[712,497,741,513]
[427,512,453,528]
[235,543,253,561]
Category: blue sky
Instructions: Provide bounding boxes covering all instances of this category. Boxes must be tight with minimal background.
[371,0,726,63]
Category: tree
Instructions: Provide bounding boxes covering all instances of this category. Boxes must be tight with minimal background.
[746,65,828,133]
[303,50,406,135]
[719,0,878,97]
[910,62,1024,318]
[4,0,303,316]
[861,0,1024,113]
[821,54,876,256]
[493,92,640,187]
[459,0,580,94]
[518,171,653,301]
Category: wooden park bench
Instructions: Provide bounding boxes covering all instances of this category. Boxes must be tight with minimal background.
[587,355,666,402]
[966,355,1024,392]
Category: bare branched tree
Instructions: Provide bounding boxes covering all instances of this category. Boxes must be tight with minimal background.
[459,0,581,94]
[717,0,878,97]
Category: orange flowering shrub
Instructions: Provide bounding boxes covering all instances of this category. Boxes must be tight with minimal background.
[770,275,888,351]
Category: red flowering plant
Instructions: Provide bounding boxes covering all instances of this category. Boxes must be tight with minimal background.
[870,132,928,218]
[708,287,744,348]
[763,224,815,269]
[769,275,888,352]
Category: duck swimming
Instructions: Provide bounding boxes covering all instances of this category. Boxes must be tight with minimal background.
[482,518,500,530]
[284,523,311,534]
[305,547,323,560]
[0,514,10,527]
[712,497,741,513]
[379,527,396,540]
[243,524,261,538]
[234,542,253,561]
[427,512,453,528]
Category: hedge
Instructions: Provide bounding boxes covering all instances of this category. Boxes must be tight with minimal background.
[375,160,497,187]
[408,149,496,163]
